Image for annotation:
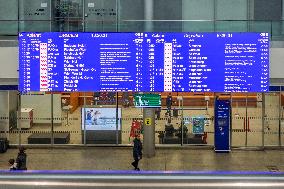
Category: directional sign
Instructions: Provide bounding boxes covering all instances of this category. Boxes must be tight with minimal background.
[134,94,161,108]
[144,118,152,126]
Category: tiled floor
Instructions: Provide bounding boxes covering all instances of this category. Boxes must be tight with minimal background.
[1,147,284,171]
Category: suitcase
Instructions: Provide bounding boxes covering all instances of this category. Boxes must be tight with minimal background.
[0,138,9,153]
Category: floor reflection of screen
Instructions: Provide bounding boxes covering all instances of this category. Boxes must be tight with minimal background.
[82,108,121,130]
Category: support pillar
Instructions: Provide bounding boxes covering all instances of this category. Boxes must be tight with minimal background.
[282,0,284,35]
[144,0,153,31]
[143,108,155,157]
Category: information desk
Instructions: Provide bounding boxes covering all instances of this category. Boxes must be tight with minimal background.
[19,108,33,129]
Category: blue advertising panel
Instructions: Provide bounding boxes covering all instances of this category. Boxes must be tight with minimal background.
[214,99,231,152]
[19,32,269,92]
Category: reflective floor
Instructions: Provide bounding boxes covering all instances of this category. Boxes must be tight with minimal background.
[1,148,284,171]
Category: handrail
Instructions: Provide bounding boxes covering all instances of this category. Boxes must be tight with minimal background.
[0,171,283,189]
[0,19,284,21]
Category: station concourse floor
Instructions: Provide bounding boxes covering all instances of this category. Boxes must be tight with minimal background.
[1,147,284,172]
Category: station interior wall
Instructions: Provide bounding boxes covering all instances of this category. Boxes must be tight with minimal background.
[0,0,283,147]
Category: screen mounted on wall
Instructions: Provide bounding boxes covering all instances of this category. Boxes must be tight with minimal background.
[19,32,269,92]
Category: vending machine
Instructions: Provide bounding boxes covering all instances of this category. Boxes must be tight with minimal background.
[214,99,231,152]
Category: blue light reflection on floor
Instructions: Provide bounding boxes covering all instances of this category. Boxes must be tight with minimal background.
[0,170,283,175]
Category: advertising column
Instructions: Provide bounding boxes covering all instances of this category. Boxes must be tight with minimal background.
[143,108,155,157]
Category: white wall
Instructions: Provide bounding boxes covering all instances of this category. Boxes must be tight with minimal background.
[0,91,9,131]
[8,91,18,129]
[0,47,18,79]
[270,48,284,78]
[0,91,18,132]
[21,94,62,124]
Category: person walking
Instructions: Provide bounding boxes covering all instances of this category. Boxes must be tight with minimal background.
[166,93,172,117]
[131,135,142,171]
[16,147,27,170]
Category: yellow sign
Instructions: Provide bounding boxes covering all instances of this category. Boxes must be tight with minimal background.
[145,118,152,126]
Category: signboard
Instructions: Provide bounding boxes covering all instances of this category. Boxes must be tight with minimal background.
[134,94,161,108]
[19,32,269,92]
[144,118,152,126]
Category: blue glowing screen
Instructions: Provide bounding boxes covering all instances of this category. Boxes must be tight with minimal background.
[19,32,269,92]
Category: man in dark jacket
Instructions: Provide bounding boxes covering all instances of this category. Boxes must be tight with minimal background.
[131,135,142,171]
[16,147,27,170]
[166,93,172,117]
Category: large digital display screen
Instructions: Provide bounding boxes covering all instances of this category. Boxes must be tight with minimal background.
[19,32,269,92]
[81,107,121,130]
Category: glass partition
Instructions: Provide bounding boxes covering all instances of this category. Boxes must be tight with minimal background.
[246,93,263,147]
[0,0,283,40]
[0,21,18,35]
[264,92,281,146]
[58,92,82,145]
[0,91,10,144]
[281,91,284,146]
[231,93,247,147]
[0,90,282,147]
[18,93,53,145]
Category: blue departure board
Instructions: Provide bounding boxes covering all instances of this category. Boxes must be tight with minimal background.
[19,32,269,92]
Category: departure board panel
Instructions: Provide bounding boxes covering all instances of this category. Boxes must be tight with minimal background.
[19,32,269,92]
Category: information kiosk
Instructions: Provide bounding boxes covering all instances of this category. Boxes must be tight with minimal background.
[214,99,231,152]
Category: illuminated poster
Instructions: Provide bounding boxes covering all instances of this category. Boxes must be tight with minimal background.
[192,116,204,134]
[81,108,121,130]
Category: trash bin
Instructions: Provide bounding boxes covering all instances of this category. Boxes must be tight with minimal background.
[0,138,9,153]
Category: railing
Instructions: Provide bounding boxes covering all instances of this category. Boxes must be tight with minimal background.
[0,171,284,189]
[0,19,284,40]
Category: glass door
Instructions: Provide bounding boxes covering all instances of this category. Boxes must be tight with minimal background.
[246,93,263,147]
[231,93,263,148]
[264,92,281,146]
[231,93,246,147]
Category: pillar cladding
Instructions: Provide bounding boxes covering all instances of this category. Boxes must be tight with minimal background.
[144,0,153,31]
[143,108,155,157]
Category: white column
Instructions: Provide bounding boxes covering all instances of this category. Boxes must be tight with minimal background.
[144,0,154,31]
[282,0,284,34]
